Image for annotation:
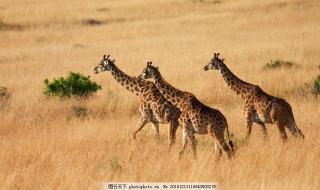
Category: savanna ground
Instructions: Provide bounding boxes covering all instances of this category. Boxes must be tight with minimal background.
[0,0,320,189]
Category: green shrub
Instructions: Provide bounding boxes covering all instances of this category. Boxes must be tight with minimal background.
[264,59,293,69]
[44,72,101,98]
[313,75,320,95]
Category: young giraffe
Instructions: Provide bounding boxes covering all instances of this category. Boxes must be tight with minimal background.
[138,62,234,160]
[204,53,305,142]
[94,55,181,149]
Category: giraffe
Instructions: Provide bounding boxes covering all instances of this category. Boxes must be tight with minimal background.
[94,55,181,149]
[203,53,305,142]
[138,62,235,161]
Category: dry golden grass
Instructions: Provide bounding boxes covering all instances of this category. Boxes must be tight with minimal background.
[0,0,320,189]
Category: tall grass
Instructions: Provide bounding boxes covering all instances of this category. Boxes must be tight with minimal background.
[0,0,319,189]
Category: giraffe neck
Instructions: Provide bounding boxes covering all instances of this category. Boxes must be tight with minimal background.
[109,65,144,96]
[151,69,186,110]
[219,63,253,98]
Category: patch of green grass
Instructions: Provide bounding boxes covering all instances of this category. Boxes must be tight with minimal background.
[313,75,320,95]
[264,59,294,69]
[43,72,101,98]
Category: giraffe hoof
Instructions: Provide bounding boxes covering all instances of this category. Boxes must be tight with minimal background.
[132,133,137,140]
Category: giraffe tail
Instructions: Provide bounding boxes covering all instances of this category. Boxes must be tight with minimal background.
[288,116,305,139]
[284,102,305,139]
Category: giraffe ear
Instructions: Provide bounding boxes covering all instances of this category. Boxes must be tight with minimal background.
[111,59,116,63]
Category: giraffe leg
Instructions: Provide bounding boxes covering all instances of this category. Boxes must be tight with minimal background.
[178,118,194,159]
[132,117,149,140]
[208,124,233,160]
[244,110,254,142]
[254,120,269,141]
[168,121,174,151]
[150,121,160,141]
[218,138,233,159]
[178,129,188,159]
[168,119,179,151]
[214,143,223,162]
[179,133,197,160]
[188,134,197,160]
[208,127,223,161]
[171,119,179,144]
[275,121,288,143]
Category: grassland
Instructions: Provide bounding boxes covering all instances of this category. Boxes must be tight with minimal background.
[0,0,320,189]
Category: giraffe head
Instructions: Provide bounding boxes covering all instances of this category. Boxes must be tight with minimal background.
[203,52,225,71]
[138,61,159,80]
[94,54,116,74]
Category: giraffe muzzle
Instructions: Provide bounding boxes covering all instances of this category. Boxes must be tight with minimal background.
[94,67,99,74]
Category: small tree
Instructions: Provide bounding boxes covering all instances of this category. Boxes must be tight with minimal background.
[44,72,101,98]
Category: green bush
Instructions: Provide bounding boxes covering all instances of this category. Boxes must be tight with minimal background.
[44,72,101,98]
[264,59,293,69]
[313,75,320,95]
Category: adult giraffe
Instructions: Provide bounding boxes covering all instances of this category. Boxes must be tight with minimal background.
[204,53,304,142]
[138,62,234,160]
[94,55,181,149]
